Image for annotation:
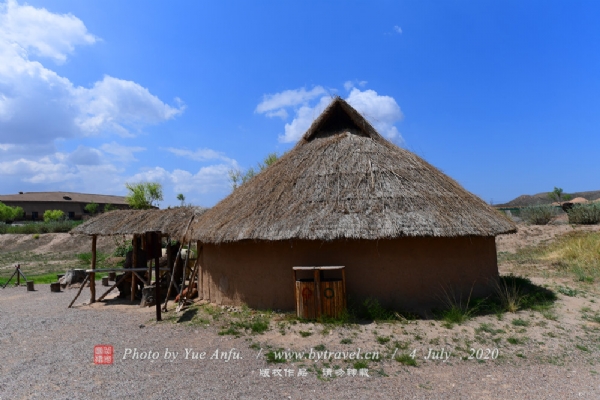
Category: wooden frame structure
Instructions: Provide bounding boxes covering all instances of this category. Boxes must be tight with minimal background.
[68,209,205,321]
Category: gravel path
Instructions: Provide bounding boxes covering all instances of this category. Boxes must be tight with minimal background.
[1,284,599,399]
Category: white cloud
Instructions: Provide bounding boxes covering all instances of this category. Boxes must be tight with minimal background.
[100,142,146,163]
[0,151,122,188]
[394,25,402,34]
[265,108,288,119]
[75,76,184,136]
[255,86,326,117]
[343,80,368,91]
[264,85,404,144]
[164,147,236,164]
[0,0,96,63]
[67,145,102,165]
[127,164,233,202]
[0,0,184,155]
[346,88,403,141]
[279,96,331,143]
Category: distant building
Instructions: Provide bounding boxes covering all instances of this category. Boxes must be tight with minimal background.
[0,192,130,221]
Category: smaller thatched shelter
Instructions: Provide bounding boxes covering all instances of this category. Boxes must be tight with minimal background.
[72,207,206,240]
[71,207,207,307]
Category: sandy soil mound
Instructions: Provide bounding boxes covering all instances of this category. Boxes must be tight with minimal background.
[496,222,600,253]
[0,233,121,254]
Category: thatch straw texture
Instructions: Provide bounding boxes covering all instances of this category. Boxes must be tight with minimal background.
[71,207,206,240]
[187,98,515,243]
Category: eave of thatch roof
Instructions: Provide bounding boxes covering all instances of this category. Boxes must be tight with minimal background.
[71,207,207,240]
[187,97,516,243]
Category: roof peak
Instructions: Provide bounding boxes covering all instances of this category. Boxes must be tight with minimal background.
[300,97,385,144]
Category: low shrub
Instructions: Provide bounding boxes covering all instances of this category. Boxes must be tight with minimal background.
[43,209,64,222]
[567,203,600,225]
[520,204,558,225]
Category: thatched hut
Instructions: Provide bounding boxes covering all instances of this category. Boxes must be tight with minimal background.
[72,207,206,239]
[187,98,516,312]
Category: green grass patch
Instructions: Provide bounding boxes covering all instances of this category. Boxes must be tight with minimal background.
[507,337,524,345]
[395,353,417,366]
[512,318,530,327]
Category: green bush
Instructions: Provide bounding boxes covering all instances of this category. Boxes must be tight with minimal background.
[0,202,24,222]
[43,209,64,222]
[84,202,99,215]
[0,220,81,234]
[47,220,76,233]
[567,203,600,225]
[520,204,558,225]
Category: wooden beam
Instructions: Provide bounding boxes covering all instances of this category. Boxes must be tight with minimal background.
[163,243,183,311]
[68,274,90,308]
[90,235,97,303]
[197,241,203,300]
[154,231,162,321]
[131,234,137,302]
[314,268,321,320]
[97,273,129,302]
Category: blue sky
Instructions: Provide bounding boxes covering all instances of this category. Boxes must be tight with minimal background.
[0,0,598,207]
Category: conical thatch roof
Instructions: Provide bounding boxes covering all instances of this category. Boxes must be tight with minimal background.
[187,97,515,243]
[71,207,206,240]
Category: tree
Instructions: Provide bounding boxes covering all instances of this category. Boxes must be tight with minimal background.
[0,202,24,222]
[104,203,116,212]
[228,152,280,191]
[177,193,186,207]
[43,210,64,222]
[84,202,99,215]
[548,187,572,204]
[125,182,163,209]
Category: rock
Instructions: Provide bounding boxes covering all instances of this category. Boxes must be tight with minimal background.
[59,269,87,288]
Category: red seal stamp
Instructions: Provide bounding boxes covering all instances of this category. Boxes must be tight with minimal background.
[94,345,114,365]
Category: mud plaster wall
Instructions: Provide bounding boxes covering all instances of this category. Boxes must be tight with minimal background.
[199,237,498,312]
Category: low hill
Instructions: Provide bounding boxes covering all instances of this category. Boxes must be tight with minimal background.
[497,190,600,208]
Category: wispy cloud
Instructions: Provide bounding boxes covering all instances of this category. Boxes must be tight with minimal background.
[255,86,326,117]
[393,25,402,34]
[343,80,368,91]
[164,147,236,164]
[100,142,146,162]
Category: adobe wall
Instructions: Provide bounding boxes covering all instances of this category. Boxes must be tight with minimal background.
[199,237,498,312]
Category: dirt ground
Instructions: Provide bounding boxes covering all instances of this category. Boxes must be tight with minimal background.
[1,225,600,398]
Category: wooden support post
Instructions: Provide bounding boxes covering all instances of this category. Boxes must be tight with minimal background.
[293,269,298,317]
[178,242,191,300]
[167,236,172,274]
[341,267,347,309]
[154,232,162,321]
[163,243,183,311]
[314,268,321,320]
[197,241,203,300]
[17,265,20,286]
[90,235,97,303]
[97,273,128,302]
[68,274,90,308]
[144,233,152,288]
[131,234,137,302]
